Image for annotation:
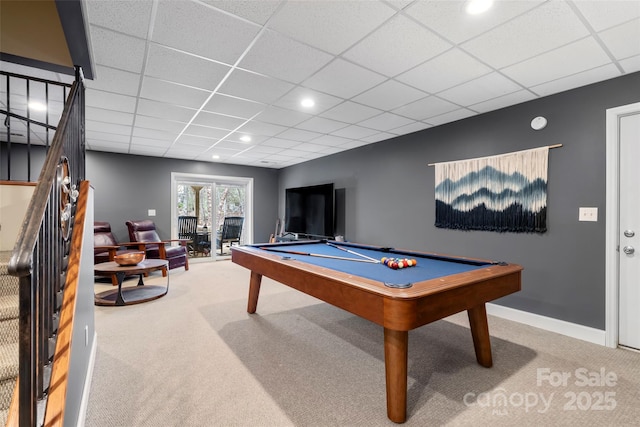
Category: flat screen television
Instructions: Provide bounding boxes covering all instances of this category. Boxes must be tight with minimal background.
[285,183,334,238]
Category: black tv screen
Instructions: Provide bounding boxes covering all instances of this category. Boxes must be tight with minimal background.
[285,183,334,238]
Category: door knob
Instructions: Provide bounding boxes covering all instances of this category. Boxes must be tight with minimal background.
[623,246,635,255]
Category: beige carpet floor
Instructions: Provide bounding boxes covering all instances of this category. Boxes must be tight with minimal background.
[85,260,640,426]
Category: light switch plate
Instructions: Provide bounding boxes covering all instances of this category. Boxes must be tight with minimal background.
[148,209,156,217]
[579,207,598,222]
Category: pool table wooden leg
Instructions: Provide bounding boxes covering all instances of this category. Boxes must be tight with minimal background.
[247,271,262,314]
[467,303,493,368]
[384,328,408,423]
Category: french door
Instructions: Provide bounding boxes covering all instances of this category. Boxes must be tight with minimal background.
[171,172,253,259]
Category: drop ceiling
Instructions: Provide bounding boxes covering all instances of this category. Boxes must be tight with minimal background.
[1,0,639,169]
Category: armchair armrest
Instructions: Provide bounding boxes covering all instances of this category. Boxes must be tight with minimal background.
[94,245,123,261]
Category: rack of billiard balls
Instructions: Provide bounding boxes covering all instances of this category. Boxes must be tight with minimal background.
[380,257,417,270]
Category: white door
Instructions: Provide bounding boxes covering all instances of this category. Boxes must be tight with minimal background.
[619,111,640,350]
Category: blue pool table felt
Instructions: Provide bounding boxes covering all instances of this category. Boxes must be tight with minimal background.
[255,241,491,287]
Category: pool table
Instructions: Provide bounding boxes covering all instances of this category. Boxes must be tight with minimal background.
[231,240,523,423]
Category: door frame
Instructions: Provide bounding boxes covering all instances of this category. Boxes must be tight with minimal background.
[605,102,640,348]
[170,172,254,251]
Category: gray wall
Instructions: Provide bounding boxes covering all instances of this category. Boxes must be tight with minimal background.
[278,72,640,330]
[86,151,279,244]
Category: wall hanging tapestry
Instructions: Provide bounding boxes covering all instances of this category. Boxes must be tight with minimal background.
[434,146,549,233]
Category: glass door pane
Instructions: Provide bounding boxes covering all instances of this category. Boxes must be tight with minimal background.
[214,183,246,256]
[176,180,213,259]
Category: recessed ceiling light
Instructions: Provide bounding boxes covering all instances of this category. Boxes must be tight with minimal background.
[465,0,493,15]
[28,101,46,111]
[211,155,220,159]
[301,98,315,108]
[240,135,251,142]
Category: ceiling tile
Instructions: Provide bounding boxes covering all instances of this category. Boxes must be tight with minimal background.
[309,134,353,147]
[85,65,141,96]
[296,116,349,134]
[139,76,210,108]
[574,0,640,32]
[214,140,251,151]
[461,1,590,69]
[86,120,131,136]
[224,132,270,144]
[86,107,134,126]
[360,132,396,143]
[268,1,396,54]
[183,124,231,140]
[261,138,300,149]
[291,142,335,153]
[134,115,186,133]
[176,134,220,147]
[278,128,323,142]
[273,87,343,114]
[343,14,451,77]
[598,18,640,60]
[437,72,523,106]
[469,90,536,114]
[530,63,622,97]
[130,145,168,155]
[132,126,178,141]
[152,0,260,64]
[389,121,431,135]
[426,108,476,126]
[218,69,295,104]
[255,106,311,127]
[320,101,382,123]
[352,80,428,111]
[131,136,174,147]
[502,38,612,87]
[200,0,283,25]
[239,29,333,83]
[357,112,417,132]
[320,101,383,123]
[248,144,283,154]
[303,58,386,99]
[86,89,137,113]
[191,111,247,131]
[136,99,197,122]
[391,96,459,121]
[144,44,231,91]
[620,54,640,73]
[87,141,130,152]
[202,94,265,119]
[405,0,543,44]
[331,125,379,139]
[396,48,492,94]
[86,130,131,144]
[236,120,287,137]
[85,0,154,38]
[89,27,146,73]
[165,145,203,156]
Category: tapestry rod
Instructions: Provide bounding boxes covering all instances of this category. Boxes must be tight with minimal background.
[427,144,563,166]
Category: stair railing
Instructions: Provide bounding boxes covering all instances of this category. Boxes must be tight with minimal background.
[7,67,85,427]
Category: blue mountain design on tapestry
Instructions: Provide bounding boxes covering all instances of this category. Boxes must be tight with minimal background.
[435,165,547,233]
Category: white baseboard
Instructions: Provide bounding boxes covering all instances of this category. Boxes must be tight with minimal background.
[486,303,606,346]
[77,332,97,427]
